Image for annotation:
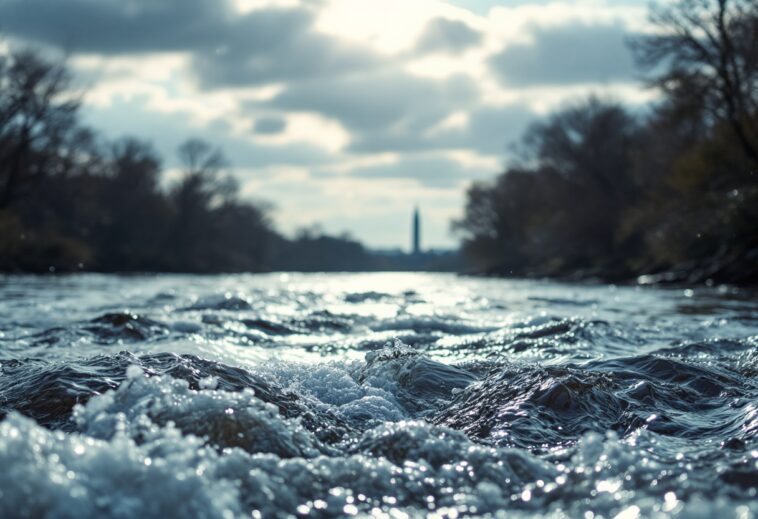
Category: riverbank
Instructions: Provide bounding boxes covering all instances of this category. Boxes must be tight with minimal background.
[477,244,758,287]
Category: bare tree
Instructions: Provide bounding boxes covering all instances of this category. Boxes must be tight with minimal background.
[634,0,758,164]
[0,49,81,208]
[176,138,237,206]
[520,97,640,202]
[178,138,226,177]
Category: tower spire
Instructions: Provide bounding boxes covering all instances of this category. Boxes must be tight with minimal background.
[412,206,421,255]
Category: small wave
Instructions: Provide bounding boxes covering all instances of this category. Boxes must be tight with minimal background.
[28,312,170,348]
[343,291,391,303]
[434,353,758,450]
[85,312,169,343]
[0,352,352,444]
[433,317,641,360]
[182,295,253,312]
[372,316,497,335]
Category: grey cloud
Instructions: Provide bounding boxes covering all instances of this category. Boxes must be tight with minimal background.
[433,105,537,154]
[266,66,536,156]
[191,9,377,88]
[269,71,479,153]
[489,22,637,86]
[0,0,377,86]
[416,18,482,54]
[345,156,492,188]
[351,157,493,189]
[271,71,477,132]
[82,96,333,169]
[1,0,538,159]
[347,103,537,155]
[0,0,229,54]
[253,117,287,135]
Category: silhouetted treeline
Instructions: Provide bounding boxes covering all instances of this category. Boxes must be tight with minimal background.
[0,53,277,272]
[272,228,378,271]
[0,47,461,273]
[0,48,428,273]
[454,0,758,284]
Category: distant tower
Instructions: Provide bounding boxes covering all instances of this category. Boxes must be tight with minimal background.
[412,206,421,255]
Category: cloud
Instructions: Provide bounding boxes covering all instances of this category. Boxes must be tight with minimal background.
[191,8,377,88]
[266,65,536,155]
[432,105,538,154]
[0,0,377,86]
[269,69,480,152]
[415,18,482,54]
[253,116,287,135]
[337,155,492,188]
[322,102,536,156]
[0,0,228,53]
[489,22,637,87]
[81,96,333,169]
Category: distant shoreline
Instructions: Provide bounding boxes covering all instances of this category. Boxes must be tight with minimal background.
[3,265,755,288]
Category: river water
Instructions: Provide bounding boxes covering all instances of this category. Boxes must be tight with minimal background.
[0,273,756,518]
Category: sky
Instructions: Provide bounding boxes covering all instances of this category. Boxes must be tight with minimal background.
[0,0,655,250]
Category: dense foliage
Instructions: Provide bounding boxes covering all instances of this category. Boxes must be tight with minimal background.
[454,0,758,284]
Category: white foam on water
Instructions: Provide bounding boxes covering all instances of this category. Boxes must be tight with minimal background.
[0,365,755,518]
[2,273,758,518]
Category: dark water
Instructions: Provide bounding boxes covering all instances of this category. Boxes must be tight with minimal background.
[0,273,756,518]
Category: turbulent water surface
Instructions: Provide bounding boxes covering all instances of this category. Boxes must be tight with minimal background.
[0,273,756,518]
